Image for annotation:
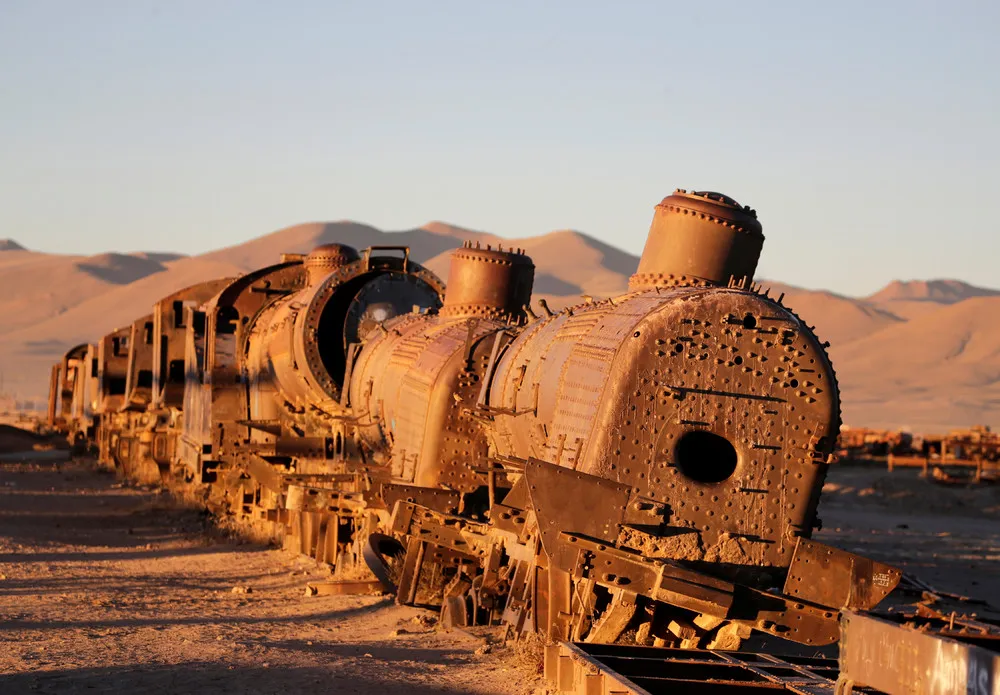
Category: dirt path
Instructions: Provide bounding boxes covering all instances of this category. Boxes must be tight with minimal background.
[0,459,544,694]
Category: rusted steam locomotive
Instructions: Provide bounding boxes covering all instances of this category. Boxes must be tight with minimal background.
[49,191,902,650]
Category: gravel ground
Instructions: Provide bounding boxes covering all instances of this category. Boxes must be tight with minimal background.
[0,458,544,694]
[1,455,998,694]
[816,465,1000,599]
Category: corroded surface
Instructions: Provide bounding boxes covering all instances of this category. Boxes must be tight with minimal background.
[45,190,996,682]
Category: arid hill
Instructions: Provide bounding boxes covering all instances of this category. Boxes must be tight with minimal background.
[0,249,172,333]
[1,227,997,432]
[866,279,1000,321]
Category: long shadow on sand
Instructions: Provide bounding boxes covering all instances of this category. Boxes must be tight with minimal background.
[0,596,394,633]
[0,661,477,694]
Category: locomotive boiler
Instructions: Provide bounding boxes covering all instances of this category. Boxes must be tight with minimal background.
[54,190,903,651]
[341,191,895,647]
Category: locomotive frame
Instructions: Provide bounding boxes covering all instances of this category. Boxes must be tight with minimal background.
[49,191,908,652]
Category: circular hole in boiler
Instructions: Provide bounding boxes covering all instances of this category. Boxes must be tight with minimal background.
[743,314,757,329]
[733,355,744,365]
[674,430,738,484]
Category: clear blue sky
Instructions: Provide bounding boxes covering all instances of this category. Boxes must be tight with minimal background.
[1,0,997,296]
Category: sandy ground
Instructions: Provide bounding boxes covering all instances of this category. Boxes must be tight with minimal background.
[0,458,544,694]
[816,465,1000,600]
[1,455,998,694]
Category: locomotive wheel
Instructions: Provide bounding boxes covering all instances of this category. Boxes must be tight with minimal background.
[363,533,406,593]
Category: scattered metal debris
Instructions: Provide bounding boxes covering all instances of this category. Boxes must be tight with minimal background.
[838,425,999,484]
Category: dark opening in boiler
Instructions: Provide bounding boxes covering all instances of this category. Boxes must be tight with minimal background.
[675,430,738,483]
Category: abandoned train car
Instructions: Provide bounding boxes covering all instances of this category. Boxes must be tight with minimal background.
[53,191,907,651]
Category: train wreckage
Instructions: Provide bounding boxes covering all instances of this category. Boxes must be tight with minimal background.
[48,190,1000,693]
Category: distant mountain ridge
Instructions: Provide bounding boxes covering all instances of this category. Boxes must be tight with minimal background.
[0,227,997,432]
[868,279,1000,304]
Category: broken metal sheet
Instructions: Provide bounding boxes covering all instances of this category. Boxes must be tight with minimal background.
[246,454,284,494]
[304,580,386,596]
[783,538,901,611]
[524,458,631,558]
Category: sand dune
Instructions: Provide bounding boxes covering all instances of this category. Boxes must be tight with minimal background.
[832,296,1000,430]
[1,228,998,432]
[196,221,491,271]
[130,251,188,264]
[74,252,168,285]
[196,220,635,302]
[4,257,245,349]
[0,249,167,333]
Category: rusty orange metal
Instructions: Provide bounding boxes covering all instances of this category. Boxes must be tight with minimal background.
[48,191,999,689]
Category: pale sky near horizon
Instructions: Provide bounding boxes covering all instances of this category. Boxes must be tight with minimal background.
[1,1,997,296]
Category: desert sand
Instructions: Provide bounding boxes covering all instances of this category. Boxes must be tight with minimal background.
[1,454,997,693]
[0,456,545,694]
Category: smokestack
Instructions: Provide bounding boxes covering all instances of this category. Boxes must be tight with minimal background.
[440,242,535,320]
[629,190,764,291]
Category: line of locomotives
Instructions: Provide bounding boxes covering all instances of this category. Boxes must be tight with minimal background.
[49,190,912,652]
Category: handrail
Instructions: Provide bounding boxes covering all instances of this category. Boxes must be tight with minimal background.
[363,245,411,272]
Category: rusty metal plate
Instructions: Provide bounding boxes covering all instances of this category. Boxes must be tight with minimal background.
[284,484,366,514]
[525,458,631,558]
[560,533,659,597]
[389,502,490,559]
[380,483,460,515]
[736,585,842,647]
[305,580,386,596]
[783,538,901,611]
[655,561,735,619]
[491,503,529,536]
[246,455,284,494]
[840,611,1000,695]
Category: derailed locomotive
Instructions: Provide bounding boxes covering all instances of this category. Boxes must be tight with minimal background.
[51,190,902,650]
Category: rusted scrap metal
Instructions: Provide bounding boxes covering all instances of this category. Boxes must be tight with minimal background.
[304,579,386,596]
[783,538,900,612]
[544,612,1000,695]
[52,188,996,689]
[838,427,916,459]
[838,425,1000,483]
[838,611,1000,695]
[544,640,843,695]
